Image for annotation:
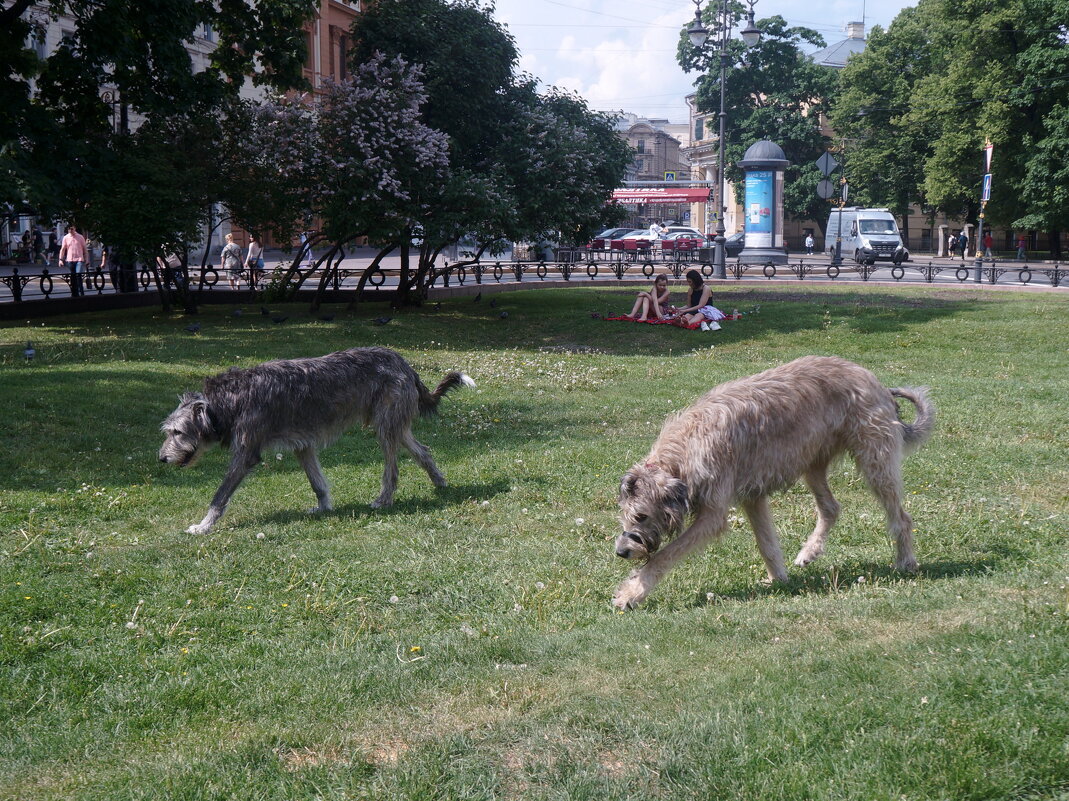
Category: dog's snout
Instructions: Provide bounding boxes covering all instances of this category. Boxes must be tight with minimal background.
[616,547,632,559]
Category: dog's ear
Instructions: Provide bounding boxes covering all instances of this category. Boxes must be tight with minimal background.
[661,476,689,533]
[664,477,689,513]
[185,392,212,434]
[620,471,639,500]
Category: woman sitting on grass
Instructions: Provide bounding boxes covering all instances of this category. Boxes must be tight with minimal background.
[675,269,727,330]
[628,273,671,320]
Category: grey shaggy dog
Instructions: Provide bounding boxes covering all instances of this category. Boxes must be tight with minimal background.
[613,355,935,610]
[159,346,474,534]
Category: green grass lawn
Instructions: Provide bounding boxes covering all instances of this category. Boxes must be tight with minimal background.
[1,283,1067,800]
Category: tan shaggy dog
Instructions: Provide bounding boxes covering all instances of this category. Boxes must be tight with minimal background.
[613,355,935,610]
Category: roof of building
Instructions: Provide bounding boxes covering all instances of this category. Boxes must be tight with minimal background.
[809,21,867,69]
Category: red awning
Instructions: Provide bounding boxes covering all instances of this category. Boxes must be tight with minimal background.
[612,187,711,204]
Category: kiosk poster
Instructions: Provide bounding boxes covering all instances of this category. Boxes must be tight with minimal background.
[745,170,774,247]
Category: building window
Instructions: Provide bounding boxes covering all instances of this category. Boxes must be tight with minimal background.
[201,24,214,43]
[637,139,645,154]
[329,27,349,80]
[694,118,703,141]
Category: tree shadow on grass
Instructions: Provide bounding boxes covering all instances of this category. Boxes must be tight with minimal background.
[0,353,570,490]
[516,286,988,357]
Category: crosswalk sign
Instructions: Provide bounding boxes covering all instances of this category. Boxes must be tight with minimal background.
[664,171,676,181]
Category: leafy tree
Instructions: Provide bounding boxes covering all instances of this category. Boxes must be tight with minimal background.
[348,0,631,302]
[841,0,1069,254]
[830,4,941,241]
[1,0,316,282]
[1013,103,1069,238]
[219,53,452,301]
[681,13,839,233]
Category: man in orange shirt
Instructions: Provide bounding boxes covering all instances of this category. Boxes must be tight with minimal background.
[59,224,88,297]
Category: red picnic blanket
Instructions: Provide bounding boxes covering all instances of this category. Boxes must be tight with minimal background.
[601,314,740,330]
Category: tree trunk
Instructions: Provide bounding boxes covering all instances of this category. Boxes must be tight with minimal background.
[346,247,394,312]
[305,241,346,310]
[1048,229,1062,260]
[396,238,411,305]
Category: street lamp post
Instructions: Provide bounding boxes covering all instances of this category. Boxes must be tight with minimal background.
[688,0,761,280]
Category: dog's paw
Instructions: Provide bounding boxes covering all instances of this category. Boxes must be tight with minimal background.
[369,497,393,510]
[612,574,650,610]
[895,556,919,574]
[793,548,822,567]
[186,522,212,535]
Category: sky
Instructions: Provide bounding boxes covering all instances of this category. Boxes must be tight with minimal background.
[491,0,917,124]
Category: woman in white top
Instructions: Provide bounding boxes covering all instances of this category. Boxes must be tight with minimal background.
[245,235,265,289]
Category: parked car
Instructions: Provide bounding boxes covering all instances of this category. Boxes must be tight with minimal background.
[594,227,636,241]
[724,231,745,257]
[616,229,654,240]
[662,226,704,238]
[662,231,744,257]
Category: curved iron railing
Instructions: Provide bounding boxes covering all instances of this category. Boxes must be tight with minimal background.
[2,256,1066,305]
[427,257,1068,289]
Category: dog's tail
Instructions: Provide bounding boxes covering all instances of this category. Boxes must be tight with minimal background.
[890,386,935,453]
[419,371,476,417]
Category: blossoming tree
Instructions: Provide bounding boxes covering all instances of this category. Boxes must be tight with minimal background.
[219,52,450,302]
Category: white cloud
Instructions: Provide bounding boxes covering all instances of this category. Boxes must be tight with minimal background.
[492,0,916,123]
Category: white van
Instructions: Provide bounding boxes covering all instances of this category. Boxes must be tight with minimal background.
[825,208,908,264]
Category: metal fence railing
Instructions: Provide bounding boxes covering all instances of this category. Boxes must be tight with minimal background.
[3,255,1066,308]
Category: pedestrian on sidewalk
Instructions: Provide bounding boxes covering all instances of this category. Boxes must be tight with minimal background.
[947,232,957,258]
[32,227,43,263]
[957,230,969,260]
[58,223,88,297]
[221,233,243,290]
[1016,234,1027,260]
[983,232,993,257]
[300,230,315,270]
[245,235,265,289]
[804,233,814,255]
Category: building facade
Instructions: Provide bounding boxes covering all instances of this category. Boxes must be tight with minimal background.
[302,0,362,92]
[614,114,694,228]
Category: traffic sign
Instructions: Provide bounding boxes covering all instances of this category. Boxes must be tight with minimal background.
[817,178,836,199]
[816,152,839,177]
[981,173,992,202]
[664,171,676,181]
